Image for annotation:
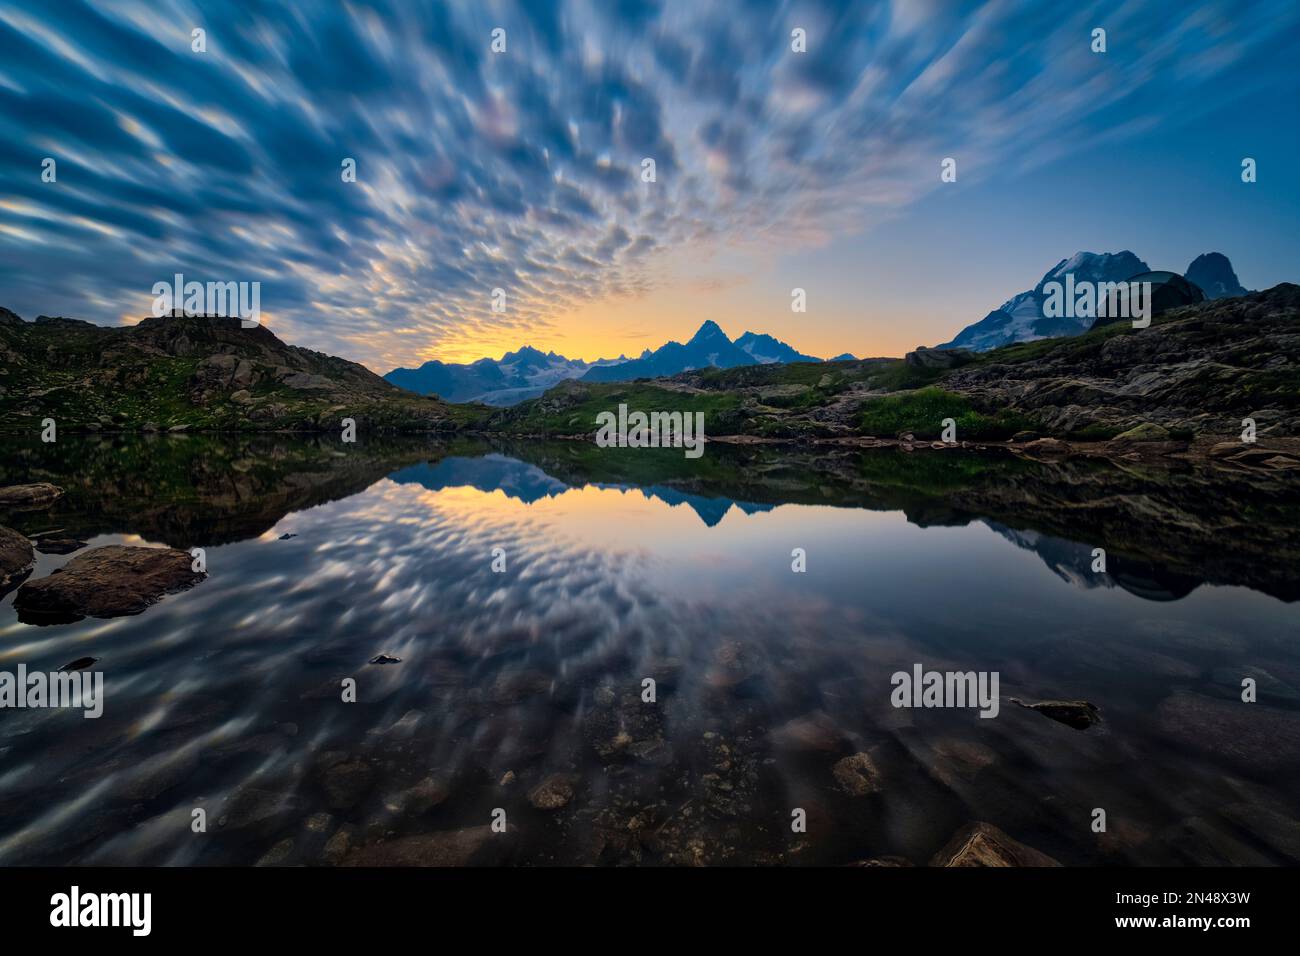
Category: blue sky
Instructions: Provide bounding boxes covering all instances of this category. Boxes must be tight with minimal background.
[1,0,1297,369]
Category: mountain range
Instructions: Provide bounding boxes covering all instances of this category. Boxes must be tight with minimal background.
[383,346,622,406]
[385,250,1248,403]
[2,279,1295,447]
[384,320,828,405]
[939,250,1249,351]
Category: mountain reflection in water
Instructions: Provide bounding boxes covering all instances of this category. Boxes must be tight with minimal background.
[0,435,1297,866]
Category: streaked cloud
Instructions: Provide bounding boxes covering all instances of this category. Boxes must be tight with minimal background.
[0,0,1296,369]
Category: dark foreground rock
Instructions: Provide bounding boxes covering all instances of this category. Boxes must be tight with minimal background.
[0,525,34,593]
[13,545,205,623]
[930,822,1061,867]
[0,482,63,509]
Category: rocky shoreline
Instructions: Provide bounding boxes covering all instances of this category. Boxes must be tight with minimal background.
[3,286,1297,445]
[1,482,205,622]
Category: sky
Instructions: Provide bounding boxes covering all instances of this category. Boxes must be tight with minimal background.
[1,0,1297,371]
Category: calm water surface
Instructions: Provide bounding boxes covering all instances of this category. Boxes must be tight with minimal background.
[1,436,1297,865]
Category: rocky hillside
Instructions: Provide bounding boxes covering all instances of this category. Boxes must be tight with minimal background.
[4,285,1294,446]
[0,309,482,433]
[943,283,1299,439]
[488,284,1300,446]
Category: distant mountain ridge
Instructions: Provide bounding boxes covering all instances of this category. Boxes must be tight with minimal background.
[386,321,823,402]
[384,346,623,406]
[940,251,1250,352]
[581,320,763,383]
[734,331,821,364]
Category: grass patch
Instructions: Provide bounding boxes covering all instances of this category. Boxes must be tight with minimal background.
[858,387,1033,440]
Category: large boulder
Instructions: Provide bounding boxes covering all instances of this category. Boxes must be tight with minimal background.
[13,545,205,623]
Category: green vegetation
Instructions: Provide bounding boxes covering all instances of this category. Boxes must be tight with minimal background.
[490,382,744,435]
[0,314,473,434]
[857,387,1032,440]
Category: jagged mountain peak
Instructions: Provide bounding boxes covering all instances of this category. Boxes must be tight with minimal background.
[1186,252,1249,299]
[688,319,729,343]
[943,249,1246,352]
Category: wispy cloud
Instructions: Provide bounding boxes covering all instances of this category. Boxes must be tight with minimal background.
[1,0,1296,369]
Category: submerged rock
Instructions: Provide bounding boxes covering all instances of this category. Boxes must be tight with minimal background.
[216,786,295,831]
[341,824,511,866]
[382,774,450,817]
[322,825,355,865]
[706,640,762,690]
[255,838,296,867]
[0,525,34,593]
[770,712,845,753]
[0,482,63,509]
[846,856,915,867]
[321,758,375,810]
[13,545,205,623]
[833,752,883,796]
[930,822,1061,867]
[58,657,99,672]
[1010,698,1101,730]
[527,773,576,810]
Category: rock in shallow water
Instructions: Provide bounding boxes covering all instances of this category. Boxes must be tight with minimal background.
[1010,698,1101,730]
[930,822,1061,867]
[33,537,88,555]
[1020,437,1071,458]
[13,545,205,623]
[0,482,63,509]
